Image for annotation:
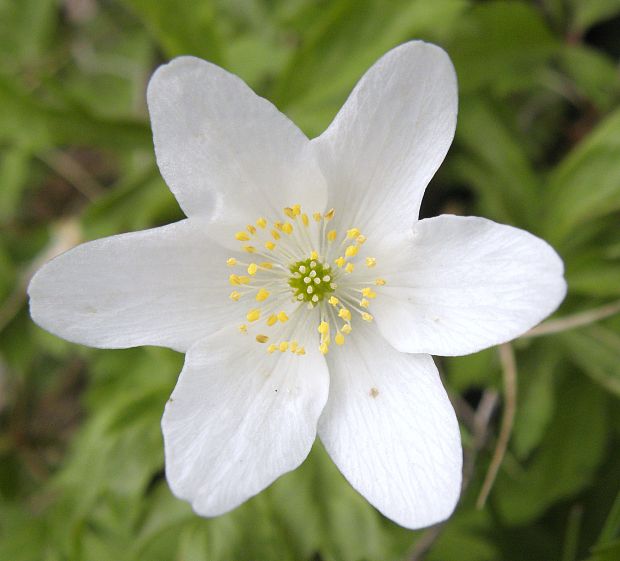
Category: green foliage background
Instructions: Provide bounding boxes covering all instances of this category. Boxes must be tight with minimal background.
[1,0,620,559]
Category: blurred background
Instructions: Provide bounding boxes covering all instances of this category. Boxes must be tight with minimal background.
[1,0,620,560]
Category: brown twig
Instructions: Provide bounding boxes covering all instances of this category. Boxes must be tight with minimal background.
[476,343,518,509]
[522,299,620,338]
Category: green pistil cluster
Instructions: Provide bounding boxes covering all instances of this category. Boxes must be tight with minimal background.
[289,257,336,305]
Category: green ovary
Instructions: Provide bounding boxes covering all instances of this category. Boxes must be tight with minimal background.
[288,258,335,305]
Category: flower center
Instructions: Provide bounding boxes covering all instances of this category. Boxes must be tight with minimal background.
[226,204,386,357]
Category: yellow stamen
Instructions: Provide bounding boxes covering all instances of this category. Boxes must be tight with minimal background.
[229,274,240,285]
[346,228,360,239]
[284,207,295,219]
[356,234,367,244]
[267,314,278,327]
[290,341,298,352]
[247,225,256,235]
[345,245,359,258]
[274,221,283,230]
[235,231,250,241]
[341,324,352,334]
[313,212,322,222]
[256,288,270,302]
[310,250,319,260]
[292,204,301,216]
[256,334,269,343]
[265,241,276,251]
[227,258,237,267]
[296,347,306,356]
[319,342,329,355]
[345,263,354,273]
[237,276,251,285]
[375,278,386,286]
[327,230,337,242]
[279,341,289,352]
[239,324,248,333]
[335,331,345,345]
[256,217,267,228]
[318,321,329,334]
[282,222,293,235]
[260,262,273,269]
[278,311,289,323]
[362,312,374,322]
[267,344,277,353]
[271,230,281,240]
[302,213,309,226]
[328,296,339,306]
[366,257,377,268]
[247,309,261,322]
[229,291,241,301]
[338,308,351,321]
[362,287,377,298]
[324,208,335,220]
[335,256,345,268]
[243,245,256,253]
[247,263,258,275]
[360,298,369,308]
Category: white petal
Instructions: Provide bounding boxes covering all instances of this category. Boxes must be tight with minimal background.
[311,41,457,238]
[147,56,328,228]
[373,215,567,356]
[319,322,462,529]
[162,325,329,516]
[28,219,234,352]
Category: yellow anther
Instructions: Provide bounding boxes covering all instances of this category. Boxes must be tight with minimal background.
[366,257,377,268]
[239,324,248,333]
[247,309,261,322]
[237,276,251,285]
[302,213,309,226]
[267,314,278,327]
[318,321,329,334]
[247,263,258,275]
[335,256,345,268]
[292,204,301,216]
[319,342,329,355]
[259,262,273,269]
[338,308,351,321]
[256,334,269,343]
[243,245,256,253]
[341,324,352,334]
[277,311,289,323]
[265,241,276,251]
[313,212,322,222]
[335,331,345,345]
[227,257,237,267]
[345,245,359,258]
[229,291,241,301]
[356,234,367,244]
[360,298,369,308]
[328,296,339,306]
[235,231,250,241]
[256,288,270,302]
[282,222,294,235]
[346,228,361,239]
[290,341,298,352]
[324,208,335,220]
[256,217,267,228]
[362,287,377,298]
[362,312,374,322]
[279,341,289,352]
[271,230,281,240]
[345,263,354,273]
[296,347,306,356]
[267,344,277,353]
[284,207,296,219]
[274,221,283,230]
[247,224,257,235]
[327,230,337,242]
[375,278,386,286]
[229,274,241,285]
[310,250,319,260]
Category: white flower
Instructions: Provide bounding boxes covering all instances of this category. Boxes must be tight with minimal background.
[28,41,566,529]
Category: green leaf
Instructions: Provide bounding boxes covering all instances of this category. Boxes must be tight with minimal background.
[569,0,620,32]
[543,108,620,246]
